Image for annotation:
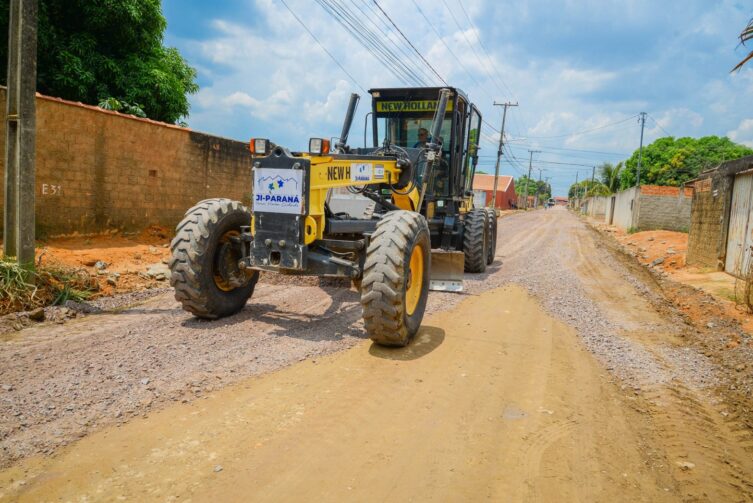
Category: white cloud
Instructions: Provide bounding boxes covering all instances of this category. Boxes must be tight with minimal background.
[169,0,753,195]
[728,119,753,147]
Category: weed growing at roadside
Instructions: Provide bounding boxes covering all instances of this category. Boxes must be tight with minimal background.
[0,258,98,315]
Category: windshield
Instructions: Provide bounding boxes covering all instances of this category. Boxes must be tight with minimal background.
[375,116,452,153]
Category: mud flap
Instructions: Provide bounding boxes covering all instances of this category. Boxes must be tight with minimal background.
[429,250,464,292]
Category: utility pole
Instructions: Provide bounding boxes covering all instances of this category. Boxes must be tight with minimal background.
[491,101,517,210]
[573,171,579,207]
[524,150,540,210]
[3,0,38,267]
[590,165,596,197]
[534,168,545,208]
[635,112,647,189]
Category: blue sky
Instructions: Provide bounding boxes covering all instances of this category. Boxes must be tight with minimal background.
[163,0,753,196]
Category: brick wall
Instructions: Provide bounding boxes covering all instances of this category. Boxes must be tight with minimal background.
[639,185,694,197]
[0,88,253,237]
[687,175,729,268]
[686,156,753,270]
[635,185,692,232]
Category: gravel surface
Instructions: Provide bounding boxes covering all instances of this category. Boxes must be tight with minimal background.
[0,207,741,467]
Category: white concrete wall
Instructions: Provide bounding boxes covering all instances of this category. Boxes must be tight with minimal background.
[611,187,639,230]
[580,196,608,220]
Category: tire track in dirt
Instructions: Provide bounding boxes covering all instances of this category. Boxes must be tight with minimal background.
[0,286,675,502]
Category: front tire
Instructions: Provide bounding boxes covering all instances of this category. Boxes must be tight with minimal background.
[169,198,259,319]
[360,211,431,347]
[463,209,488,273]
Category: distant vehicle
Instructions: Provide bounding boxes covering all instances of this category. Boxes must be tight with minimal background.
[546,198,555,208]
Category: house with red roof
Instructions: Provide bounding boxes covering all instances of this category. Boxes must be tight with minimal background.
[472,174,517,210]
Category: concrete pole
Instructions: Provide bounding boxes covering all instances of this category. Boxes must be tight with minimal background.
[524,150,540,210]
[492,101,517,210]
[3,0,37,266]
[635,112,646,189]
[534,168,543,208]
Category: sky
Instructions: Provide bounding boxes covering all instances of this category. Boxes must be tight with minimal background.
[163,0,753,196]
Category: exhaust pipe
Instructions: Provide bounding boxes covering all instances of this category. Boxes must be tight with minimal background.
[336,93,360,153]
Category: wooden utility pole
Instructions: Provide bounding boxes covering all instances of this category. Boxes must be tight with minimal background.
[3,0,37,266]
[491,101,517,210]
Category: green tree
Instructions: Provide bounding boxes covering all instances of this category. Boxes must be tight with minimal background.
[599,161,623,193]
[0,0,198,123]
[515,176,551,200]
[618,136,753,190]
[568,179,608,199]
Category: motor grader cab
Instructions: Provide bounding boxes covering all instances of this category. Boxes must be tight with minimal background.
[169,87,497,346]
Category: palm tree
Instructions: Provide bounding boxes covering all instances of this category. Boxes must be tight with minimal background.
[732,18,753,72]
[599,162,623,193]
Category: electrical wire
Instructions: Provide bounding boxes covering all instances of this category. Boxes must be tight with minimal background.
[279,0,367,93]
[352,0,439,85]
[315,0,422,86]
[409,0,494,103]
[334,0,431,86]
[372,0,448,86]
[516,114,639,140]
[647,113,673,137]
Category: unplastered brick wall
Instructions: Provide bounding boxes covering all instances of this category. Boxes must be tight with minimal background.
[686,156,753,270]
[0,87,253,236]
[639,185,694,197]
[687,175,729,268]
[635,185,693,232]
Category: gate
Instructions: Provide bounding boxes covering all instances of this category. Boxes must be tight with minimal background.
[725,172,753,277]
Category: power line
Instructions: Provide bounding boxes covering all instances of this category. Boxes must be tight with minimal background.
[505,142,630,157]
[516,114,639,140]
[372,0,447,86]
[279,0,367,93]
[455,0,516,99]
[453,0,533,140]
[438,0,515,103]
[354,0,439,85]
[315,0,424,86]
[647,113,673,137]
[409,0,494,102]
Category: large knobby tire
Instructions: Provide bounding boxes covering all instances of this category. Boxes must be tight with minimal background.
[169,198,259,319]
[360,210,431,347]
[484,208,498,266]
[463,208,488,273]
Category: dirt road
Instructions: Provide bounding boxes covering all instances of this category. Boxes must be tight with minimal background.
[1,208,752,501]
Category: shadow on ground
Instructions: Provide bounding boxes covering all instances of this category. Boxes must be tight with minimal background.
[368,325,445,361]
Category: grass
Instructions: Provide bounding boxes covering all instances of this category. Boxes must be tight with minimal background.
[0,258,99,316]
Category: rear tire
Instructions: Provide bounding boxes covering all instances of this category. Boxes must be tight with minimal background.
[360,210,431,347]
[463,209,488,273]
[169,198,259,319]
[484,208,497,265]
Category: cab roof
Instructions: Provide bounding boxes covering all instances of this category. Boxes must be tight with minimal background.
[368,86,470,104]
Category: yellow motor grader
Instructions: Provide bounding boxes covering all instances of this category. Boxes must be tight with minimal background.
[169,87,496,346]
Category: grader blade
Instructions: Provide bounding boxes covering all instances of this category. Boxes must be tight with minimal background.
[429,250,464,292]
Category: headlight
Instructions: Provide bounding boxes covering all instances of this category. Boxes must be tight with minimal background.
[309,138,330,155]
[250,138,270,156]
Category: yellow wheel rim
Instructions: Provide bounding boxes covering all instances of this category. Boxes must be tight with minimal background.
[405,243,424,316]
